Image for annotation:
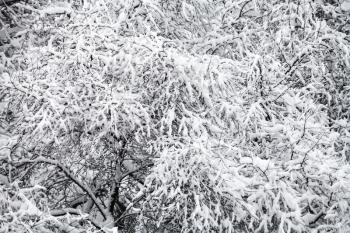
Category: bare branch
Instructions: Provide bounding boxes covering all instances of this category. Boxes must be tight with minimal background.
[120,162,154,181]
[50,208,81,217]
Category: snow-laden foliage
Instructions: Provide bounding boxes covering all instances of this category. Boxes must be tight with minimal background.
[1,0,350,232]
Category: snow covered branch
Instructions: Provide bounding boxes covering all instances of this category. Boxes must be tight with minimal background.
[13,157,110,221]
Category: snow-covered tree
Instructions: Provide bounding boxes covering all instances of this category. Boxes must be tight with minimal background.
[1,0,350,232]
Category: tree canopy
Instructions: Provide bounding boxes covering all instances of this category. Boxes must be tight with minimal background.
[1,0,350,232]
